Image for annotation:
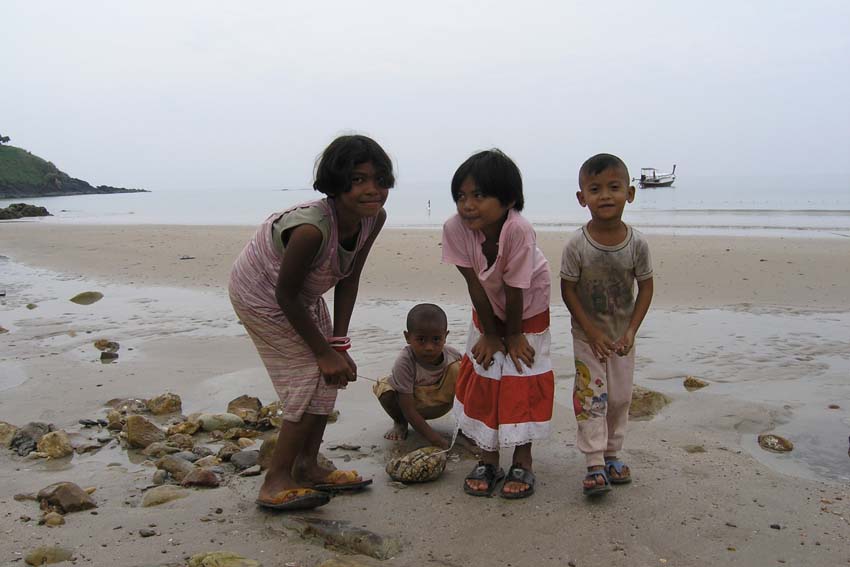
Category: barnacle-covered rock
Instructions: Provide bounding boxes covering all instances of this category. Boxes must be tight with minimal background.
[386,446,447,483]
[758,434,793,453]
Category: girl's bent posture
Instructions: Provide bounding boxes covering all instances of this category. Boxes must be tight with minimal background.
[442,149,554,499]
[229,135,393,510]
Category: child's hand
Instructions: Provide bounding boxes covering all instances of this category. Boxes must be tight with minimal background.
[587,329,615,362]
[471,334,504,369]
[317,350,354,387]
[613,329,635,356]
[505,334,535,373]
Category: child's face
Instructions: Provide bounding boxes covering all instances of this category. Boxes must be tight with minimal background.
[336,161,389,218]
[404,323,449,366]
[577,166,635,222]
[455,176,513,233]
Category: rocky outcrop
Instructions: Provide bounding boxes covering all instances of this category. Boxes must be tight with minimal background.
[0,203,51,220]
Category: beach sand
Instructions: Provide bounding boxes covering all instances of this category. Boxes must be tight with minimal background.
[1,222,849,567]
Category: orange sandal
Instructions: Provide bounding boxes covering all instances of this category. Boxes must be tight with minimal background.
[256,487,331,510]
[311,469,373,493]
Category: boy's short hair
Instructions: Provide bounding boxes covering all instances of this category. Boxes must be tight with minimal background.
[451,149,524,211]
[313,134,395,196]
[579,153,630,187]
[406,303,448,332]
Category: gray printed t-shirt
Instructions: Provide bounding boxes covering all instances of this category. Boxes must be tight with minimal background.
[388,345,462,395]
[560,224,653,342]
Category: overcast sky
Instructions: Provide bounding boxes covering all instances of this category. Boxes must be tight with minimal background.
[3,1,849,191]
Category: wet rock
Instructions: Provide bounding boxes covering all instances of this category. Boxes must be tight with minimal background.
[73,439,104,454]
[828,404,840,409]
[240,465,261,477]
[126,415,165,448]
[327,409,340,424]
[41,511,65,527]
[192,446,215,459]
[24,546,73,565]
[199,413,244,432]
[629,386,671,420]
[107,397,148,415]
[181,468,220,488]
[258,401,284,429]
[78,418,99,428]
[258,437,276,470]
[173,450,199,462]
[11,422,53,456]
[139,528,157,537]
[226,395,262,424]
[217,442,241,462]
[280,516,401,560]
[69,291,103,305]
[106,410,124,431]
[142,485,190,507]
[187,551,261,567]
[168,419,201,436]
[93,339,119,352]
[152,470,168,485]
[683,376,709,391]
[386,446,447,483]
[230,450,259,471]
[194,455,221,468]
[0,420,20,447]
[166,433,195,449]
[36,430,74,459]
[237,437,255,449]
[100,351,119,362]
[156,454,195,482]
[758,434,794,453]
[318,556,384,567]
[143,442,181,458]
[37,482,96,513]
[222,427,260,440]
[146,393,182,415]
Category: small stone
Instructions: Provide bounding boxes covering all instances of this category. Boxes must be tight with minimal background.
[725,522,737,528]
[828,404,840,409]
[198,413,244,432]
[683,376,709,391]
[167,420,201,436]
[156,454,195,481]
[37,482,96,513]
[142,485,189,507]
[167,433,195,449]
[69,291,103,305]
[36,430,74,459]
[237,437,255,449]
[126,415,165,448]
[226,395,263,424]
[173,450,199,462]
[683,444,706,454]
[100,351,119,362]
[194,455,221,467]
[93,339,120,352]
[139,528,157,537]
[0,420,19,447]
[152,470,168,485]
[230,450,260,470]
[10,422,52,456]
[146,392,183,415]
[240,465,262,477]
[106,410,124,430]
[217,442,241,462]
[181,469,220,488]
[143,442,181,458]
[770,523,781,530]
[192,446,215,459]
[758,434,794,453]
[107,397,148,414]
[568,562,577,567]
[629,386,672,420]
[24,546,73,565]
[41,511,65,527]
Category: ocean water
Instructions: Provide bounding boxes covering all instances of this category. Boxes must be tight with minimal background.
[2,173,850,236]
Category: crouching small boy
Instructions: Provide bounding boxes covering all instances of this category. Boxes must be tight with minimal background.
[373,303,462,449]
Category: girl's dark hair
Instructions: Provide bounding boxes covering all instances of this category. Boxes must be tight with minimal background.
[450,149,524,211]
[313,135,395,196]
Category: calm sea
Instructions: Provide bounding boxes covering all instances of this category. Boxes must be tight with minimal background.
[3,174,849,237]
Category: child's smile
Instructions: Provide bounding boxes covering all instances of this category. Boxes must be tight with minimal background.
[577,167,635,222]
[455,177,512,234]
[338,162,389,218]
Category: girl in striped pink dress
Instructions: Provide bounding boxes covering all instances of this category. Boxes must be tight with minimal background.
[229,135,393,510]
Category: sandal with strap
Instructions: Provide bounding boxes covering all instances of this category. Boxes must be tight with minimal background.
[463,462,505,497]
[500,464,535,500]
[312,469,373,493]
[256,487,331,511]
[604,458,632,485]
[583,468,612,497]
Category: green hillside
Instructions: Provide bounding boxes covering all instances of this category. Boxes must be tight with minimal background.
[0,144,147,198]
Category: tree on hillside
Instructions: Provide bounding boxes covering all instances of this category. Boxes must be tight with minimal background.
[0,134,10,144]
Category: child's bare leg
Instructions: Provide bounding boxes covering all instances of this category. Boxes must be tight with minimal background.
[503,443,533,495]
[378,391,409,441]
[466,449,499,491]
[258,416,313,500]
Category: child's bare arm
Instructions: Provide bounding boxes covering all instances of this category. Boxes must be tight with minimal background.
[560,278,614,361]
[333,209,387,379]
[276,224,351,386]
[504,285,535,371]
[457,266,504,368]
[614,277,654,356]
[397,394,449,449]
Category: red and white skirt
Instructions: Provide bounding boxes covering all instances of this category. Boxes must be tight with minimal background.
[453,310,555,451]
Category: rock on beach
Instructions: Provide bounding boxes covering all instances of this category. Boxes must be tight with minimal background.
[125,415,165,448]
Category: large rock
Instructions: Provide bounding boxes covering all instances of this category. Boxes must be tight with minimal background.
[0,420,19,447]
[142,485,190,507]
[36,430,74,459]
[146,393,182,415]
[37,482,96,513]
[24,546,73,565]
[125,415,165,448]
[155,454,195,482]
[0,203,51,220]
[226,395,263,424]
[198,413,244,432]
[187,551,261,567]
[629,385,671,420]
[11,422,53,456]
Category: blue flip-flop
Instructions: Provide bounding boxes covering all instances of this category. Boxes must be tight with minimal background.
[583,468,612,496]
[604,458,632,485]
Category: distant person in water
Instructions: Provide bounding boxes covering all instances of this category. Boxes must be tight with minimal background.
[229,134,393,511]
[373,303,462,449]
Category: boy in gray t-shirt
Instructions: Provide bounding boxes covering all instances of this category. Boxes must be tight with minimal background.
[373,304,461,449]
[560,153,654,497]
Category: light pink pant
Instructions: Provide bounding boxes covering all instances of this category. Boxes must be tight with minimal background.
[572,338,635,468]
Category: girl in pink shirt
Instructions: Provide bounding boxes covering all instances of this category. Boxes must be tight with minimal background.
[441,149,554,499]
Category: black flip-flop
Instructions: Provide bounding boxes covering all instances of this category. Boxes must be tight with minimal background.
[255,488,331,511]
[500,464,535,499]
[463,462,505,497]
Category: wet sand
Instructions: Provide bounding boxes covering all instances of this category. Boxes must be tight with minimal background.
[1,222,849,566]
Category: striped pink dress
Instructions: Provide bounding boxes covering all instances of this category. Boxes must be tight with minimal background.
[228,198,377,422]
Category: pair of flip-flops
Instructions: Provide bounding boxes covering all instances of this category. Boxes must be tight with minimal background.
[583,459,631,497]
[463,462,535,499]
